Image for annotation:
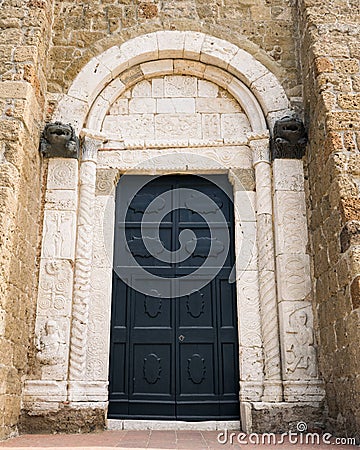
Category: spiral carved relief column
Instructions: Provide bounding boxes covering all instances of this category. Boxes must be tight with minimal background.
[250,138,283,402]
[68,134,104,391]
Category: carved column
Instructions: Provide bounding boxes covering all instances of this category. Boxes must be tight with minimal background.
[68,134,105,401]
[228,167,264,404]
[250,138,283,402]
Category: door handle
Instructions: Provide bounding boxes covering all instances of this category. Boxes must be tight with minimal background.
[178,334,185,342]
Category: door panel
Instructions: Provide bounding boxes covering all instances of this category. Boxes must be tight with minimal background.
[108,175,239,420]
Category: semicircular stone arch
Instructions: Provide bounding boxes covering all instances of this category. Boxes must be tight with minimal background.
[53,31,290,135]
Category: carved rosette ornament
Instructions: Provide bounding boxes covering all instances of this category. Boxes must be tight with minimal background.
[40,122,80,159]
[271,116,307,160]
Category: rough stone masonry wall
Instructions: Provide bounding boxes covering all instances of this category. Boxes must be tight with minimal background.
[47,0,301,104]
[0,0,53,440]
[297,0,360,440]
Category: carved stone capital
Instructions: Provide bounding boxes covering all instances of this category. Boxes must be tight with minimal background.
[40,122,80,159]
[271,116,307,160]
[249,139,270,166]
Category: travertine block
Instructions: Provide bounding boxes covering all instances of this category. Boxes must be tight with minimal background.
[201,114,221,140]
[196,98,241,113]
[200,35,238,69]
[140,59,173,78]
[277,254,312,302]
[239,347,264,381]
[198,80,218,97]
[155,114,201,139]
[229,49,268,84]
[156,98,195,114]
[183,31,205,60]
[237,271,262,347]
[23,381,67,402]
[164,75,197,97]
[37,259,73,317]
[273,191,308,255]
[156,31,184,58]
[45,190,77,211]
[220,113,251,139]
[252,72,289,113]
[273,159,304,192]
[41,210,76,259]
[279,301,318,382]
[152,78,164,98]
[131,80,151,97]
[46,159,78,191]
[108,99,128,115]
[129,98,156,114]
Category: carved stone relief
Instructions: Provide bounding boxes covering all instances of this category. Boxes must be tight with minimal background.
[40,122,80,159]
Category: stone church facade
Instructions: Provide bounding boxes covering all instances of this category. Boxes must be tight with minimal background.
[0,0,359,441]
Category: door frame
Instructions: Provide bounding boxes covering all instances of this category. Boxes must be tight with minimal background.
[87,142,270,412]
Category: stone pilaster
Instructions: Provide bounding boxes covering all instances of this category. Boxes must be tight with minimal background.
[250,138,283,402]
[272,158,324,402]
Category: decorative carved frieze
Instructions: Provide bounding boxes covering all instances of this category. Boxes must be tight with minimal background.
[271,116,307,160]
[40,122,80,159]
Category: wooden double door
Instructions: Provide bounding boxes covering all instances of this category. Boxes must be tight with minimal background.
[108,175,239,421]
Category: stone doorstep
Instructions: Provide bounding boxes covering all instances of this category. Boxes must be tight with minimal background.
[107,419,240,431]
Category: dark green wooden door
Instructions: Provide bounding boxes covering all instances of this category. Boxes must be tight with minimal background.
[108,175,239,420]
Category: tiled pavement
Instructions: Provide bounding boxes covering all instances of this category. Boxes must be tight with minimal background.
[0,431,358,450]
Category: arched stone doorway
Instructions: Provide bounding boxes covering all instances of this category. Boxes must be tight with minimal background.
[23,31,324,432]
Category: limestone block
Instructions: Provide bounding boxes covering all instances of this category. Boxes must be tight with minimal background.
[156,98,195,114]
[152,78,164,98]
[204,65,234,89]
[87,95,110,130]
[97,45,129,78]
[273,159,304,192]
[277,254,311,302]
[279,301,317,381]
[131,80,152,98]
[201,114,221,140]
[236,223,258,270]
[95,169,119,196]
[47,158,78,191]
[103,114,155,140]
[196,98,241,113]
[173,59,206,78]
[251,72,289,114]
[156,30,184,58]
[155,114,201,140]
[256,214,275,272]
[283,381,325,402]
[37,259,73,317]
[41,210,76,260]
[119,33,158,68]
[273,191,308,255]
[23,380,67,402]
[221,113,251,139]
[183,31,205,60]
[108,99,128,115]
[92,200,115,269]
[255,185,272,215]
[240,347,264,381]
[68,57,112,105]
[198,80,218,98]
[164,75,197,98]
[234,191,256,222]
[34,317,70,381]
[240,381,263,402]
[200,35,238,69]
[229,49,268,85]
[99,77,125,104]
[237,271,262,347]
[227,79,267,133]
[129,98,156,114]
[140,59,173,78]
[68,381,108,402]
[45,190,77,211]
